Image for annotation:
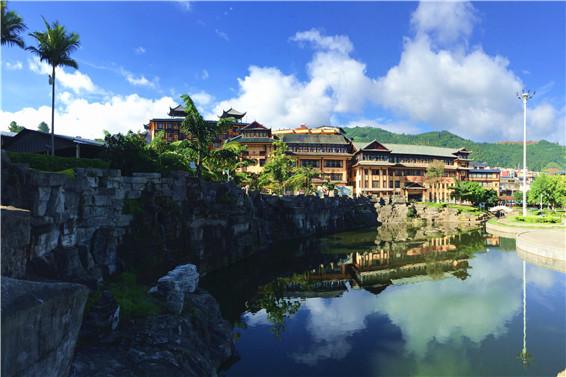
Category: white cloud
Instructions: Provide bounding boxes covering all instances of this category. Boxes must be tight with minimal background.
[201,69,209,80]
[0,94,176,139]
[191,90,214,107]
[344,119,422,135]
[5,61,23,70]
[215,29,229,41]
[177,0,191,11]
[205,2,564,143]
[292,28,353,54]
[411,1,478,45]
[28,57,97,94]
[134,46,146,55]
[119,68,158,88]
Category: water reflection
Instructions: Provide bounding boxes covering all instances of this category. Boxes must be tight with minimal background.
[202,225,565,376]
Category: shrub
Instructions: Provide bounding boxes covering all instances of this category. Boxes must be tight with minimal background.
[8,152,109,172]
[514,215,561,224]
[109,272,160,318]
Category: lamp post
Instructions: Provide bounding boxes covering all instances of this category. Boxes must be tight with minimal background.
[517,90,535,217]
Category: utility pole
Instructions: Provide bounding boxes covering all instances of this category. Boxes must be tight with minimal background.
[517,90,535,217]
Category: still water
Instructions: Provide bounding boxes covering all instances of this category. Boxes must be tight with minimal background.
[203,224,566,377]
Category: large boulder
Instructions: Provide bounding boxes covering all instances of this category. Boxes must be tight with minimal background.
[1,277,89,377]
[149,264,199,314]
[70,290,235,377]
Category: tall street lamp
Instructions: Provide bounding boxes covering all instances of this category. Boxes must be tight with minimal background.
[517,89,535,217]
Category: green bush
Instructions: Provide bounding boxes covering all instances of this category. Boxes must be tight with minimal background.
[514,215,561,224]
[8,152,109,172]
[109,272,160,318]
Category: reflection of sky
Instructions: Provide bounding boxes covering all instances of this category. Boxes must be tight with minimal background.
[242,250,560,371]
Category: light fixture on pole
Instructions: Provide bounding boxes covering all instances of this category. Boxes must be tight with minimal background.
[516,89,535,217]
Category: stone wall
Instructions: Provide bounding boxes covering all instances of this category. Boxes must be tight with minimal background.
[375,202,489,225]
[1,152,376,284]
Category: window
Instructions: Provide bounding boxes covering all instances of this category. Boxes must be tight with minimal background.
[389,181,393,189]
[324,160,343,168]
[395,181,401,188]
[156,122,163,130]
[372,180,380,188]
[259,159,266,166]
[372,169,380,175]
[330,173,342,181]
[364,169,369,175]
[301,159,320,168]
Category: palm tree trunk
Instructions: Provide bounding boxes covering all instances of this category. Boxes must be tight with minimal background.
[51,65,56,156]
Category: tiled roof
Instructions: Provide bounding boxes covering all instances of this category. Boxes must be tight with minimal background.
[226,135,274,144]
[354,141,465,158]
[280,133,350,145]
[470,169,500,174]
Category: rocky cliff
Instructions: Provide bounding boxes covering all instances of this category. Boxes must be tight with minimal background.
[375,203,489,225]
[2,152,376,284]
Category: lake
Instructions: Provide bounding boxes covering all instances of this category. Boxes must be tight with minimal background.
[202,225,566,377]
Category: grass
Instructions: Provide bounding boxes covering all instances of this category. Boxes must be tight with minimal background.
[488,217,565,229]
[108,272,160,318]
[8,152,109,172]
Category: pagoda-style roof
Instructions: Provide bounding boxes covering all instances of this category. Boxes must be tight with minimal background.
[220,108,246,119]
[241,121,268,131]
[168,104,186,117]
[353,140,391,152]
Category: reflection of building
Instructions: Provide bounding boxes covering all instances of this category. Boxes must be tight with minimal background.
[351,140,471,201]
[291,231,479,294]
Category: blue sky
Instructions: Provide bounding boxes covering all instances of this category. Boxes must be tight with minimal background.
[1,1,565,143]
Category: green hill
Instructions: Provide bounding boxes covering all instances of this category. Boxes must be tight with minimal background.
[344,127,565,171]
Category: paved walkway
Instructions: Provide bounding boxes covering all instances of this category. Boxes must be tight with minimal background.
[516,229,566,272]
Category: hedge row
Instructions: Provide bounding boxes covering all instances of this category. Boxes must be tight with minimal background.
[8,152,110,172]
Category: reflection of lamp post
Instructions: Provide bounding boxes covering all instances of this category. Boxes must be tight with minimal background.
[519,260,532,366]
[516,90,535,217]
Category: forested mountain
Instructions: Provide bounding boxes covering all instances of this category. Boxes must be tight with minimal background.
[344,127,565,171]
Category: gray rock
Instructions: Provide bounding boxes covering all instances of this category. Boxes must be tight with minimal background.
[1,206,31,278]
[1,277,89,377]
[150,264,199,314]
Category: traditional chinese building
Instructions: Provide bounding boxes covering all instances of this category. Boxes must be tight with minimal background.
[276,126,353,187]
[144,105,247,144]
[350,140,471,201]
[228,121,275,174]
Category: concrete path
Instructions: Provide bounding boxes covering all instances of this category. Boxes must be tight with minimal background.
[516,229,566,272]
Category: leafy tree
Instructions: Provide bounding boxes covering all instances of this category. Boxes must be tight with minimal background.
[37,121,49,133]
[27,19,80,156]
[104,131,157,175]
[259,140,295,195]
[528,174,566,209]
[179,94,217,179]
[1,1,26,48]
[286,166,318,195]
[450,180,497,208]
[204,141,254,183]
[8,120,24,133]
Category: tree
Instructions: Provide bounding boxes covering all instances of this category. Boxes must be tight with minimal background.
[1,1,26,48]
[27,19,80,156]
[259,140,295,195]
[425,160,445,202]
[179,94,217,179]
[528,174,566,209]
[8,120,24,133]
[450,180,498,208]
[37,121,49,133]
[286,166,318,195]
[204,141,254,183]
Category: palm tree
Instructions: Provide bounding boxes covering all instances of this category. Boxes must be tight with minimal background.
[27,18,80,156]
[1,1,26,48]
